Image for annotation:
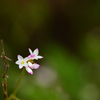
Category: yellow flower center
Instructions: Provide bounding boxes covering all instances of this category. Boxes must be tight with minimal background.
[21,61,25,64]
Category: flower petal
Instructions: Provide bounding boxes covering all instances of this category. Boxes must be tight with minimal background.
[19,65,23,69]
[33,48,38,56]
[28,48,33,55]
[30,54,35,58]
[37,55,43,59]
[23,63,28,67]
[18,55,23,60]
[34,55,43,60]
[28,56,31,59]
[25,67,33,74]
[24,57,28,62]
[28,62,33,69]
[33,63,40,69]
[15,61,20,65]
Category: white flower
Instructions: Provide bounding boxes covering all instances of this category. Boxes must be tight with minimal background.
[15,48,43,75]
[15,55,28,69]
[28,62,40,69]
[15,55,33,74]
[28,48,43,60]
[24,62,40,74]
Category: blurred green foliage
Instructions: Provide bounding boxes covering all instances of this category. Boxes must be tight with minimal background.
[0,0,100,100]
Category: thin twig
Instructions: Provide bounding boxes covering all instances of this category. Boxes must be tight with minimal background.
[1,39,12,100]
[1,39,8,100]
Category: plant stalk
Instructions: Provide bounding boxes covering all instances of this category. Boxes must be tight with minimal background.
[8,67,26,100]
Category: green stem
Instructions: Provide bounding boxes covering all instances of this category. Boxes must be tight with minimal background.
[8,68,26,100]
[13,67,26,95]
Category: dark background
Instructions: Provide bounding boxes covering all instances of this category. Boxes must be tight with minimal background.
[0,0,100,100]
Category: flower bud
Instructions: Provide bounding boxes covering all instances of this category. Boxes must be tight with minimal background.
[2,74,9,78]
[2,81,6,91]
[3,92,7,98]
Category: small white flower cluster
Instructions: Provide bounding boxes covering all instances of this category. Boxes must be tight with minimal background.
[15,48,43,74]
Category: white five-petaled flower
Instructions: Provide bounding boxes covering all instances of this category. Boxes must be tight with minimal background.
[15,55,28,69]
[15,55,33,74]
[15,48,43,74]
[28,48,43,60]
